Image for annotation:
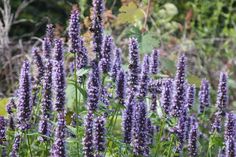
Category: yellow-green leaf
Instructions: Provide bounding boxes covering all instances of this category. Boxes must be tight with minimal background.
[187,75,202,88]
[116,2,145,25]
[0,98,9,116]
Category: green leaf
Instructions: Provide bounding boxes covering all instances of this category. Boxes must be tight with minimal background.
[187,75,201,88]
[140,32,159,54]
[0,98,8,116]
[77,68,90,77]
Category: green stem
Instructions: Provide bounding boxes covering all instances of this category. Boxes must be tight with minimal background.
[155,118,165,156]
[26,131,32,157]
[167,134,174,157]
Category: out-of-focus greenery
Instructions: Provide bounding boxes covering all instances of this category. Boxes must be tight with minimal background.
[3,0,236,105]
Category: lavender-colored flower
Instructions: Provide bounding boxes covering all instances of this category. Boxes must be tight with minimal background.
[68,9,80,53]
[83,111,94,157]
[186,84,195,110]
[116,70,126,105]
[188,123,198,157]
[225,138,236,157]
[122,94,134,144]
[149,79,162,112]
[51,111,66,157]
[211,111,222,133]
[77,38,88,70]
[53,39,64,62]
[43,37,52,59]
[128,38,141,93]
[0,117,6,145]
[216,72,228,116]
[17,60,32,131]
[131,100,148,156]
[93,0,105,16]
[46,24,54,44]
[32,47,44,84]
[224,112,236,141]
[53,60,66,112]
[161,79,173,115]
[42,59,53,117]
[137,55,150,100]
[6,98,15,114]
[9,134,21,157]
[150,49,160,75]
[87,61,101,112]
[146,118,154,146]
[101,35,113,73]
[198,79,210,113]
[94,116,106,154]
[172,55,187,117]
[38,115,51,142]
[111,48,121,81]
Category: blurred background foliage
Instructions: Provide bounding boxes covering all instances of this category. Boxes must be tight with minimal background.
[1,0,236,108]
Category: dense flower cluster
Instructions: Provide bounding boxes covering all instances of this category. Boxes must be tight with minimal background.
[198,79,210,113]
[150,49,159,75]
[94,116,106,154]
[111,48,122,80]
[101,35,113,73]
[161,79,173,115]
[83,111,94,157]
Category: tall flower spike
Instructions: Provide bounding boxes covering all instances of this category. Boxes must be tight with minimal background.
[186,84,195,110]
[216,72,228,116]
[111,48,121,81]
[146,118,154,146]
[6,98,15,130]
[122,94,134,144]
[137,55,150,100]
[9,134,21,157]
[161,79,173,115]
[68,8,80,53]
[198,79,210,113]
[46,24,54,44]
[51,111,66,157]
[225,138,236,157]
[150,49,160,75]
[224,112,236,141]
[83,111,94,157]
[128,38,141,94]
[17,60,32,131]
[131,100,148,156]
[211,111,222,133]
[43,37,52,59]
[53,39,64,62]
[149,79,162,112]
[116,70,126,105]
[91,0,104,60]
[101,35,113,73]
[0,116,6,145]
[87,61,100,112]
[94,116,106,155]
[77,38,88,70]
[32,47,44,84]
[172,55,187,117]
[188,123,198,157]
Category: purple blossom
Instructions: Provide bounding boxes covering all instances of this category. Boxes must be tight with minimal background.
[122,94,134,144]
[216,72,228,116]
[53,39,64,62]
[43,37,52,59]
[149,79,162,112]
[17,60,32,131]
[172,55,187,117]
[87,61,101,112]
[93,0,105,16]
[186,84,195,110]
[146,118,154,146]
[150,49,160,75]
[224,112,236,141]
[68,9,80,53]
[116,70,126,105]
[6,99,16,130]
[198,79,210,113]
[111,48,121,81]
[211,111,222,133]
[0,116,6,145]
[51,111,66,157]
[137,55,150,100]
[160,79,173,115]
[128,38,141,94]
[38,115,51,142]
[131,100,148,156]
[46,24,54,44]
[9,134,21,157]
[225,138,236,157]
[32,47,44,84]
[94,116,106,154]
[83,111,94,157]
[188,123,198,157]
[101,35,113,73]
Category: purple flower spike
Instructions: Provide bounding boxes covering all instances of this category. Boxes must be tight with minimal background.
[131,100,148,156]
[46,24,54,44]
[87,61,101,112]
[116,70,126,105]
[43,37,52,59]
[137,55,150,100]
[53,60,66,112]
[216,72,228,116]
[93,0,105,16]
[172,55,187,117]
[224,112,236,141]
[146,118,154,146]
[161,79,173,115]
[94,116,106,154]
[6,98,15,114]
[0,116,6,145]
[17,60,32,131]
[225,138,236,157]
[122,94,134,144]
[38,115,51,142]
[83,111,94,157]
[186,84,195,110]
[32,47,44,84]
[150,49,160,75]
[53,39,64,62]
[101,35,113,73]
[111,48,121,81]
[77,38,88,70]
[149,79,162,112]
[211,111,222,133]
[198,79,210,113]
[188,123,198,157]
[128,38,141,93]
[10,134,21,157]
[51,111,66,157]
[68,9,80,53]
